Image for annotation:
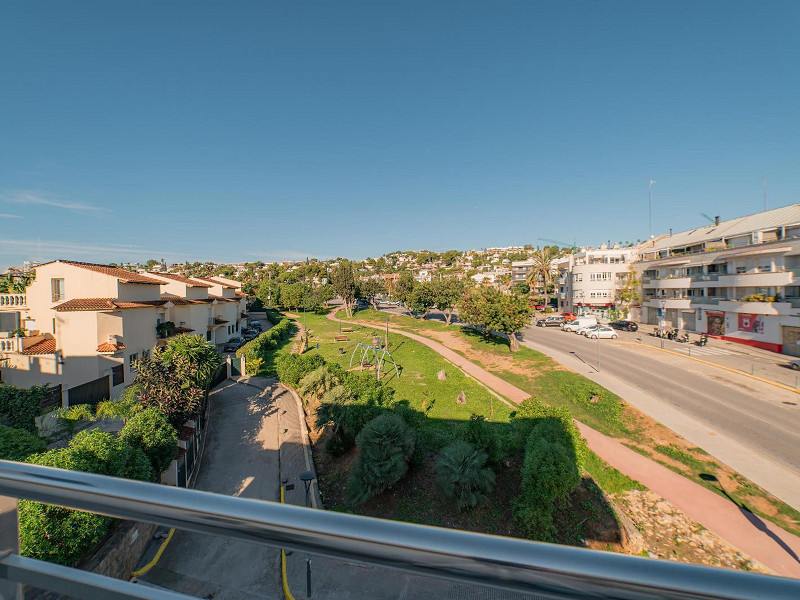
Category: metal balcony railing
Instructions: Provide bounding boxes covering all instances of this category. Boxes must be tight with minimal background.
[0,460,798,600]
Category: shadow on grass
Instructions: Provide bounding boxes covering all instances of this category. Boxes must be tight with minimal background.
[460,326,512,350]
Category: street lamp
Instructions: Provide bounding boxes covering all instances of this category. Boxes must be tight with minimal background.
[299,470,316,599]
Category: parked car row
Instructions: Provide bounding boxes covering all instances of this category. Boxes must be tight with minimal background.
[224,319,265,352]
[559,316,618,339]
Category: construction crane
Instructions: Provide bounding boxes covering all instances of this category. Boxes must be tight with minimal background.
[538,238,577,253]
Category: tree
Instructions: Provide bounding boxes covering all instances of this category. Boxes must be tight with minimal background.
[436,441,495,510]
[510,282,530,296]
[525,247,563,307]
[616,265,640,319]
[405,281,435,318]
[431,277,465,325]
[280,282,310,311]
[256,279,281,308]
[357,279,384,310]
[314,283,336,306]
[133,348,205,426]
[457,287,532,351]
[331,260,358,317]
[161,334,223,398]
[394,272,417,315]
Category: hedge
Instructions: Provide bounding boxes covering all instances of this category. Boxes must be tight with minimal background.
[0,383,51,433]
[0,424,47,462]
[119,407,179,474]
[236,318,297,375]
[20,429,155,566]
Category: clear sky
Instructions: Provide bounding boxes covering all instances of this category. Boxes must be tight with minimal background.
[1,1,798,269]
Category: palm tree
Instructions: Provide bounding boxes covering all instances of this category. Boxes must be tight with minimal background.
[525,247,563,308]
[299,365,341,400]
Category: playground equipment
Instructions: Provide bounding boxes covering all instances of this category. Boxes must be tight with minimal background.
[349,342,400,379]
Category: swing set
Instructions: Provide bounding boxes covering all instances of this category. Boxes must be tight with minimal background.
[349,342,400,379]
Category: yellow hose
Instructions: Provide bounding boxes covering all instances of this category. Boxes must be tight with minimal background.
[130,527,175,580]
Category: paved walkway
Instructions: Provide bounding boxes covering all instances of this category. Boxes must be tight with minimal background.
[136,379,283,599]
[328,309,800,579]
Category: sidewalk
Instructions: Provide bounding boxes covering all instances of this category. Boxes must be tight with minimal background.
[328,309,800,579]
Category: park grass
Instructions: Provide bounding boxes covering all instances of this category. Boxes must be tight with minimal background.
[337,307,800,537]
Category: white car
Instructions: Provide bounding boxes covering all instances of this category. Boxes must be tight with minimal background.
[576,324,600,336]
[586,326,618,340]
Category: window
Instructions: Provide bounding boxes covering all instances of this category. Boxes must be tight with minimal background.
[757,264,772,273]
[112,364,124,387]
[206,331,211,341]
[51,278,65,302]
[736,266,747,274]
[573,273,582,282]
[52,318,56,334]
[129,353,138,367]
[590,272,612,281]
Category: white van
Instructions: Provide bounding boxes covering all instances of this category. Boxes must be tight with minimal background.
[562,316,598,332]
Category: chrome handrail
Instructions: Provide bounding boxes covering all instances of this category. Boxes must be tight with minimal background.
[0,460,799,599]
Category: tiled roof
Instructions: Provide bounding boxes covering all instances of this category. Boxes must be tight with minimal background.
[96,341,127,353]
[214,317,229,324]
[53,298,168,311]
[23,338,56,355]
[172,326,195,334]
[208,294,236,303]
[149,272,213,287]
[194,277,236,289]
[161,294,194,305]
[45,261,165,284]
[235,291,247,297]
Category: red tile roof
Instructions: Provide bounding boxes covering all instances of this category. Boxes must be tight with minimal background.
[214,317,229,324]
[208,294,236,303]
[47,261,164,284]
[23,338,56,355]
[53,298,168,311]
[96,341,127,353]
[172,326,195,334]
[194,277,236,289]
[149,272,213,287]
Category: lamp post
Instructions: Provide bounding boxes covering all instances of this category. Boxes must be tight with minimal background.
[299,470,316,599]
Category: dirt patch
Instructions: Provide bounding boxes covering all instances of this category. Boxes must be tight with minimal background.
[617,490,773,573]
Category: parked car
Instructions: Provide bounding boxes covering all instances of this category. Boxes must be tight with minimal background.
[248,319,263,329]
[790,360,800,371]
[224,336,243,352]
[533,304,546,311]
[536,316,565,327]
[560,312,577,321]
[609,320,638,332]
[586,326,618,340]
[576,324,601,336]
[241,328,257,341]
[561,316,598,332]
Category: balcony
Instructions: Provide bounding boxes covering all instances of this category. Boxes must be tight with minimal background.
[0,461,794,600]
[0,293,26,309]
[644,298,692,310]
[0,336,23,353]
[718,300,794,316]
[717,271,793,288]
[642,277,691,290]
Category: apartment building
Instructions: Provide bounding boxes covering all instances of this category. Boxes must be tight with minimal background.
[554,245,639,318]
[634,204,800,355]
[0,261,247,406]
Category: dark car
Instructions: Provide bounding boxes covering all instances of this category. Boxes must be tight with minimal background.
[241,328,257,341]
[609,320,638,332]
[536,316,566,327]
[223,336,243,352]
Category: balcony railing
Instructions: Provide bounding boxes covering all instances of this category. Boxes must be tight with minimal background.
[0,294,26,309]
[0,461,797,599]
[0,337,23,353]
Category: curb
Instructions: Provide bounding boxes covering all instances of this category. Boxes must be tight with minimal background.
[618,341,800,395]
[282,384,320,509]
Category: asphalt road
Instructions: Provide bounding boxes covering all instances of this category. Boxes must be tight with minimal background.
[522,323,800,478]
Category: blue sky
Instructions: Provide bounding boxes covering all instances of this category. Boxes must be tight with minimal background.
[1,1,798,269]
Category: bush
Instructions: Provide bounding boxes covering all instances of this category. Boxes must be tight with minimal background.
[119,407,179,474]
[345,413,415,505]
[237,318,298,376]
[0,424,46,461]
[54,404,96,433]
[275,352,325,387]
[436,441,495,510]
[0,383,51,433]
[459,414,501,465]
[513,430,581,541]
[509,397,588,467]
[96,385,143,422]
[20,429,156,566]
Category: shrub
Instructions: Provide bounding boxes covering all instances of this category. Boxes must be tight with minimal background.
[459,414,501,465]
[275,352,325,387]
[54,404,96,433]
[509,397,588,467]
[96,385,143,422]
[119,407,179,474]
[0,424,46,461]
[345,413,415,505]
[20,429,155,566]
[0,383,50,433]
[436,441,495,510]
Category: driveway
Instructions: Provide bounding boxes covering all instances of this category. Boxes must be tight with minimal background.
[137,379,281,599]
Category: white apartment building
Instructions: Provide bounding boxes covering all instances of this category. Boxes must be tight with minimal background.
[0,261,247,405]
[554,245,640,318]
[634,204,800,355]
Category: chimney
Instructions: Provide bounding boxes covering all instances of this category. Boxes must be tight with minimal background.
[669,228,673,236]
[714,216,720,226]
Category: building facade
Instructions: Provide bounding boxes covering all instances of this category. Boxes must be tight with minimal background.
[634,204,800,354]
[0,261,247,405]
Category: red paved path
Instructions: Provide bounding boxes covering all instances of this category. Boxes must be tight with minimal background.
[327,309,800,578]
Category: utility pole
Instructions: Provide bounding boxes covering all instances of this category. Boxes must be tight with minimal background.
[648,179,656,239]
[762,177,767,211]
